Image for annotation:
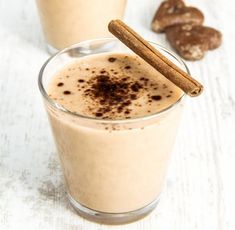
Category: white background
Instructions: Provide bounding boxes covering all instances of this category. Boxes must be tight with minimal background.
[0,0,235,229]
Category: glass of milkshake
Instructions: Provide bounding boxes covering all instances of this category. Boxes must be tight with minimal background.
[36,0,127,53]
[38,38,189,224]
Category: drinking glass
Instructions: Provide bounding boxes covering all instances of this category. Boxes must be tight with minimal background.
[38,38,189,224]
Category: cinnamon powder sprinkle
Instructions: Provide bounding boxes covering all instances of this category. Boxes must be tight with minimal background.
[108,57,117,62]
[57,82,64,87]
[63,90,71,95]
[84,74,145,118]
[151,95,162,101]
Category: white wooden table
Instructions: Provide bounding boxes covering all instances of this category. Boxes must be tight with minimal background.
[0,0,234,229]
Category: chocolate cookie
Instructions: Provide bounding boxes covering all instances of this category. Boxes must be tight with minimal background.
[151,0,204,32]
[166,24,222,60]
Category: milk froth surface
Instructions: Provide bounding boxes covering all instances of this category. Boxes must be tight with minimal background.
[48,53,183,119]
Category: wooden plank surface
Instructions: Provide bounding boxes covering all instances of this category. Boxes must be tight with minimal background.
[0,0,234,229]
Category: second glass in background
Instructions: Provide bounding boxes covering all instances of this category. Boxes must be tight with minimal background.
[36,0,127,52]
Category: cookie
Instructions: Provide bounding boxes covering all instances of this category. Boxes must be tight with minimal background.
[166,24,222,60]
[151,0,204,32]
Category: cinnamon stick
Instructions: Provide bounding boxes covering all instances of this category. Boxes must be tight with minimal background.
[108,19,203,97]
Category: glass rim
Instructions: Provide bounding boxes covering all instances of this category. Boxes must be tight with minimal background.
[38,38,189,124]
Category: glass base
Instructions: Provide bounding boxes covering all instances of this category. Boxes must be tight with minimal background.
[68,193,160,225]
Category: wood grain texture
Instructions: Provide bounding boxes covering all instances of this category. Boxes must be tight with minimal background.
[0,0,234,229]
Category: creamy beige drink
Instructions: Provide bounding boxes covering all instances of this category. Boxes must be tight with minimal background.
[36,0,126,50]
[46,53,183,215]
